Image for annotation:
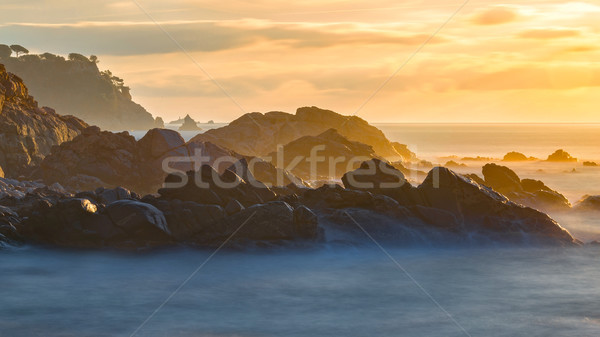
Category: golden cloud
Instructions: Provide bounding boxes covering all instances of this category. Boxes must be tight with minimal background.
[471,7,518,25]
[519,29,581,39]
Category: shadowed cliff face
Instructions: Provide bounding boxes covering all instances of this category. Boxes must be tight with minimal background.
[190,106,409,159]
[1,54,160,131]
[0,64,88,178]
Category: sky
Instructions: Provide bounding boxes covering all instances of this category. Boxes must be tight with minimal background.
[0,0,599,123]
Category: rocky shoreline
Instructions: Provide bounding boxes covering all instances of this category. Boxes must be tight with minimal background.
[0,158,582,250]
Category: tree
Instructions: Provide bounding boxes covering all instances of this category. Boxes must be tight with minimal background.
[68,53,90,62]
[89,55,99,63]
[10,44,29,57]
[0,44,12,59]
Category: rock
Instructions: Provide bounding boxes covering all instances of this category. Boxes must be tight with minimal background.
[503,152,537,161]
[97,187,132,204]
[342,158,409,191]
[547,149,577,162]
[293,206,319,238]
[583,161,598,167]
[225,199,245,215]
[154,117,165,128]
[223,201,319,242]
[190,106,404,158]
[105,200,171,239]
[266,128,379,180]
[573,195,600,212]
[178,114,202,131]
[138,128,187,159]
[444,160,467,168]
[482,163,523,195]
[0,64,88,178]
[480,164,570,211]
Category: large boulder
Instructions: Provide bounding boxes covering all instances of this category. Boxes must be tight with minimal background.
[546,149,577,162]
[105,200,171,241]
[482,163,523,195]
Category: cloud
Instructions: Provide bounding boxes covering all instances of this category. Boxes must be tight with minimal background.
[518,28,581,39]
[471,7,518,25]
[0,20,448,56]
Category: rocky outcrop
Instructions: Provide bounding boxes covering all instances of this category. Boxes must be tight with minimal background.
[178,114,201,131]
[2,54,158,131]
[480,163,571,211]
[503,152,537,161]
[266,128,379,180]
[190,106,407,158]
[32,127,304,194]
[0,162,579,248]
[0,64,88,178]
[573,195,600,212]
[547,149,577,162]
[334,163,577,246]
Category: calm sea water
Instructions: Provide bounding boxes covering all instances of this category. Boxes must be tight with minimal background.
[3,124,600,336]
[2,246,600,337]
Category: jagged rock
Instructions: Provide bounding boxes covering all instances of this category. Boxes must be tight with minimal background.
[266,128,379,180]
[178,114,202,131]
[547,149,577,162]
[293,205,319,239]
[190,106,404,158]
[0,64,88,178]
[158,165,276,207]
[481,163,571,211]
[482,163,523,195]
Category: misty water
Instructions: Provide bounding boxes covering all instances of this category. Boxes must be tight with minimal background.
[3,124,600,336]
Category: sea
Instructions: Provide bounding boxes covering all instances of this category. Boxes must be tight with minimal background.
[3,123,600,337]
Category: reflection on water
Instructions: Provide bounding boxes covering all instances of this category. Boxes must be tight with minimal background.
[1,246,600,337]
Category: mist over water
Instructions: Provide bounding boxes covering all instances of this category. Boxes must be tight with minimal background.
[2,246,600,337]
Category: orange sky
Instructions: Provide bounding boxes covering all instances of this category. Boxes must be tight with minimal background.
[1,0,599,123]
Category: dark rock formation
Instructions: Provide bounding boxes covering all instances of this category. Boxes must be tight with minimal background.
[266,128,379,180]
[2,53,158,131]
[0,64,88,178]
[190,106,406,158]
[583,161,598,167]
[0,162,579,248]
[481,163,571,211]
[547,149,577,162]
[503,151,537,161]
[32,127,304,194]
[178,114,202,131]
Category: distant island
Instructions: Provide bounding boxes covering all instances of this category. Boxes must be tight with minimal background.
[0,44,163,131]
[178,114,202,131]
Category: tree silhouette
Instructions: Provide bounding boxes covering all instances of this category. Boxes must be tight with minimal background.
[89,55,99,63]
[10,45,29,57]
[68,53,90,62]
[0,44,12,59]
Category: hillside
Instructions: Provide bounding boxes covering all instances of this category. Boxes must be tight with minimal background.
[0,48,162,131]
